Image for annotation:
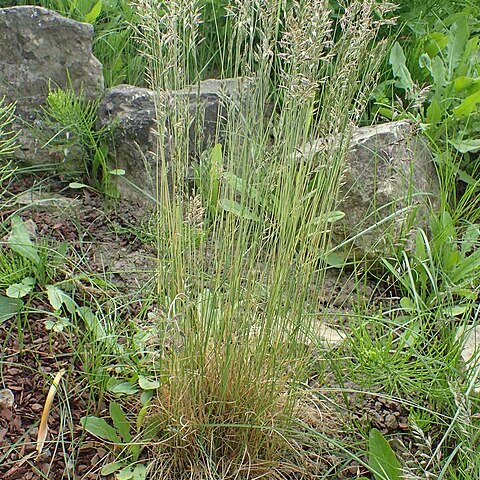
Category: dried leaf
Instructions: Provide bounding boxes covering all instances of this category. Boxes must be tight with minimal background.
[456,325,480,392]
[457,325,480,363]
[36,369,66,456]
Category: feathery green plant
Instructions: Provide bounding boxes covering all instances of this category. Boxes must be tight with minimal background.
[39,85,113,195]
[0,97,18,160]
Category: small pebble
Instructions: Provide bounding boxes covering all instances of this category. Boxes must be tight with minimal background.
[0,388,15,409]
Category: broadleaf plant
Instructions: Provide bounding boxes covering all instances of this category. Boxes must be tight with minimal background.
[369,428,402,480]
[81,400,159,479]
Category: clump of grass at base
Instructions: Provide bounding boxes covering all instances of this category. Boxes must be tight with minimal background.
[132,0,392,477]
[148,329,301,477]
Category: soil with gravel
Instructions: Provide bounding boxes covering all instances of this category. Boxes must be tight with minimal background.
[0,296,108,479]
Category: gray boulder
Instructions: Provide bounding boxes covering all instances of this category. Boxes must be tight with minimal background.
[97,79,249,200]
[333,120,439,259]
[0,6,103,163]
[96,85,158,198]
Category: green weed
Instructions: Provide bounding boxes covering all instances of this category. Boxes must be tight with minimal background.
[38,85,114,195]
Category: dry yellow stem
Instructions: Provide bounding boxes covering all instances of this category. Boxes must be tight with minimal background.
[36,369,66,456]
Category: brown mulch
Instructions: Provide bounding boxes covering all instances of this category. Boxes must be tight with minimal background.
[0,298,109,479]
[0,174,142,479]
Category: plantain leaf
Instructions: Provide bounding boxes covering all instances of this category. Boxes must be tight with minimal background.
[117,465,147,480]
[117,467,134,480]
[109,401,131,443]
[0,295,23,324]
[131,464,147,480]
[46,285,76,313]
[138,375,160,391]
[6,277,35,298]
[8,215,40,265]
[80,416,121,443]
[101,461,125,476]
[109,381,139,395]
[77,306,106,340]
[68,182,89,189]
[369,428,402,480]
[326,210,345,223]
[219,198,259,221]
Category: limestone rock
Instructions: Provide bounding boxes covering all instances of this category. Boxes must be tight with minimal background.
[97,79,249,201]
[0,389,14,409]
[305,121,439,259]
[14,191,81,211]
[96,85,157,198]
[339,121,439,258]
[0,6,103,163]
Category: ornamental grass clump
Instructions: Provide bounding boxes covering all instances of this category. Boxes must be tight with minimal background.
[133,0,393,477]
